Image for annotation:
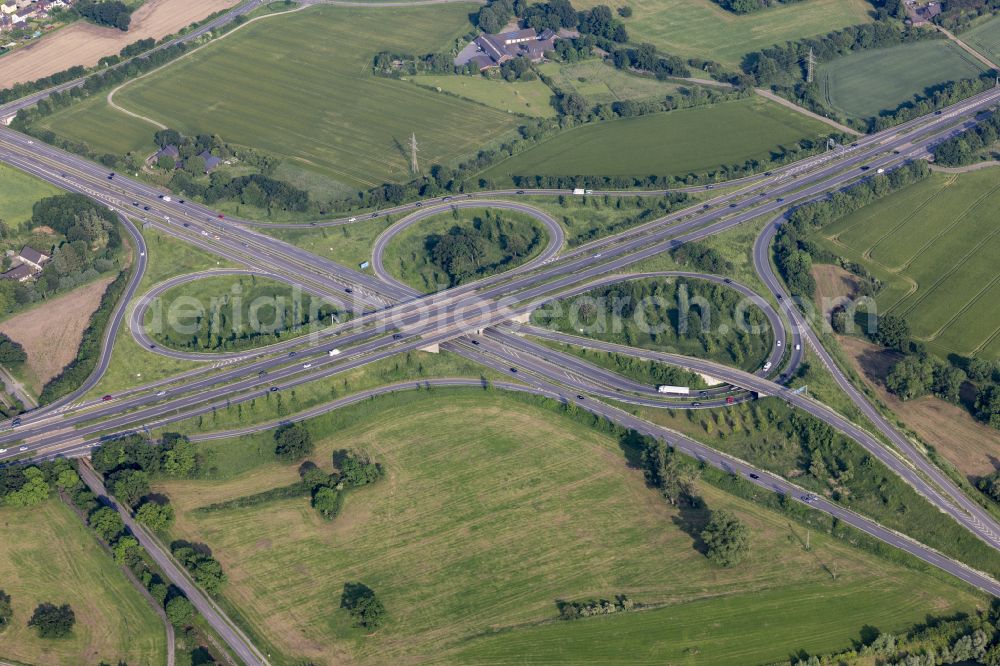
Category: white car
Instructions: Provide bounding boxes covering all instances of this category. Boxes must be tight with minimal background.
[795,344,801,351]
[776,340,782,347]
[328,349,341,357]
[18,446,27,452]
[156,390,166,397]
[302,363,313,369]
[349,217,357,222]
[0,448,7,454]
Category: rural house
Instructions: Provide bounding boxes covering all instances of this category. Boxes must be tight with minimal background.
[0,264,34,282]
[454,27,559,71]
[17,246,49,272]
[198,150,222,173]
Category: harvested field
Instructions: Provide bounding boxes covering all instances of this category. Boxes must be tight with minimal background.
[811,263,860,318]
[0,0,240,88]
[0,276,114,392]
[836,335,1000,479]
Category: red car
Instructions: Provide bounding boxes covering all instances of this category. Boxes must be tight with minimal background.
[102,395,113,402]
[726,396,735,404]
[218,214,225,219]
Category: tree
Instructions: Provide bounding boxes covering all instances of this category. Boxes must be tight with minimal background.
[976,385,1000,430]
[165,596,194,627]
[163,437,197,477]
[0,590,11,631]
[274,423,313,460]
[4,467,49,507]
[136,500,175,531]
[113,535,142,566]
[0,333,27,366]
[27,603,75,638]
[967,357,995,383]
[312,486,341,520]
[338,451,382,487]
[700,509,750,567]
[872,313,909,351]
[108,468,150,506]
[341,582,386,630]
[89,506,125,542]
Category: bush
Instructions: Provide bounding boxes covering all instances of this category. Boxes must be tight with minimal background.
[0,590,11,631]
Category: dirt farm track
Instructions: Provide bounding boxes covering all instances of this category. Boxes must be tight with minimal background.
[0,0,240,88]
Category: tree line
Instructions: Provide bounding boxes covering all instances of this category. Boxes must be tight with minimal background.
[75,0,132,31]
[774,161,930,301]
[933,107,1000,166]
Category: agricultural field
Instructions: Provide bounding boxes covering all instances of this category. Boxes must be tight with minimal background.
[0,500,167,665]
[537,58,691,106]
[480,96,832,181]
[818,40,986,120]
[46,4,520,193]
[154,390,981,665]
[0,163,60,228]
[0,276,115,393]
[381,207,550,291]
[34,93,156,157]
[571,0,874,67]
[963,13,1000,66]
[144,273,342,353]
[409,74,557,118]
[816,169,1000,360]
[0,0,241,88]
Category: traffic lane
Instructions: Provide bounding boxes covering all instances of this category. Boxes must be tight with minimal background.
[128,268,351,362]
[753,213,1000,547]
[1,92,1000,440]
[450,341,1000,597]
[519,270,788,375]
[44,372,1000,598]
[76,463,268,666]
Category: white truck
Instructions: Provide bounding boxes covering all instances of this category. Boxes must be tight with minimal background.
[657,385,690,395]
[573,188,586,195]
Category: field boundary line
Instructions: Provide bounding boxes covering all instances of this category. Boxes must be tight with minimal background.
[917,269,1000,343]
[105,2,310,129]
[936,25,1000,71]
[892,180,1000,273]
[754,87,862,136]
[892,201,1000,321]
[861,177,954,263]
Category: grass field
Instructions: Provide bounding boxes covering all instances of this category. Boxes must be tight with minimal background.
[963,14,1000,66]
[409,74,557,118]
[0,163,60,228]
[43,4,521,193]
[537,58,688,106]
[0,500,166,665]
[381,207,549,291]
[818,40,986,120]
[816,169,1000,359]
[35,93,157,157]
[572,0,874,67]
[480,96,832,180]
[154,390,981,665]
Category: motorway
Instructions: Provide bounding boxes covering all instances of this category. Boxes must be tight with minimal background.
[0,60,999,661]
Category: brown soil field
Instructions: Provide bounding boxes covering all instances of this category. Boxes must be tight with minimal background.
[0,276,114,392]
[811,263,860,318]
[837,327,1000,480]
[813,263,1000,479]
[0,0,239,88]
